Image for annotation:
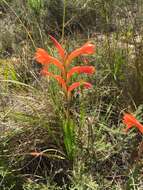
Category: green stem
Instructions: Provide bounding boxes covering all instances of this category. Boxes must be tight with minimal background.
[61,0,66,42]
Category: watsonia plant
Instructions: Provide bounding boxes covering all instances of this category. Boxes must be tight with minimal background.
[34,36,95,159]
[123,113,143,134]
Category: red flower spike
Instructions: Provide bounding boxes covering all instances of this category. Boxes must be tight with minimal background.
[67,42,95,65]
[35,48,51,64]
[49,57,64,72]
[83,82,92,89]
[67,66,95,81]
[54,75,67,91]
[35,48,64,72]
[67,81,92,97]
[40,68,49,76]
[123,113,143,134]
[34,39,95,99]
[40,70,67,91]
[49,35,66,60]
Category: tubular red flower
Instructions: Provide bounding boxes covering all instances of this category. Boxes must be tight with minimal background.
[49,35,66,60]
[67,66,95,81]
[67,42,95,65]
[35,48,51,64]
[123,113,143,134]
[34,39,95,97]
[49,57,64,72]
[35,48,64,72]
[67,81,92,97]
[40,68,49,76]
[40,69,67,91]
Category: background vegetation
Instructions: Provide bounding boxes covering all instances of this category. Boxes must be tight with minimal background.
[0,0,143,189]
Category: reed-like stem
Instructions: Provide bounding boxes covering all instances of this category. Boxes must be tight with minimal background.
[61,0,66,42]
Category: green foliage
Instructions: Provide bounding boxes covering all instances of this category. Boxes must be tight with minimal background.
[0,59,17,80]
[110,49,126,81]
[23,181,61,190]
[126,165,141,190]
[27,0,44,14]
[62,119,76,160]
[70,161,99,190]
[0,134,23,190]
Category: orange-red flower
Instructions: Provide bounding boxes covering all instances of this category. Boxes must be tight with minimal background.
[35,48,64,72]
[67,81,92,97]
[40,69,67,91]
[67,66,95,81]
[35,48,51,64]
[123,113,143,134]
[49,35,66,60]
[35,36,95,99]
[66,42,95,65]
